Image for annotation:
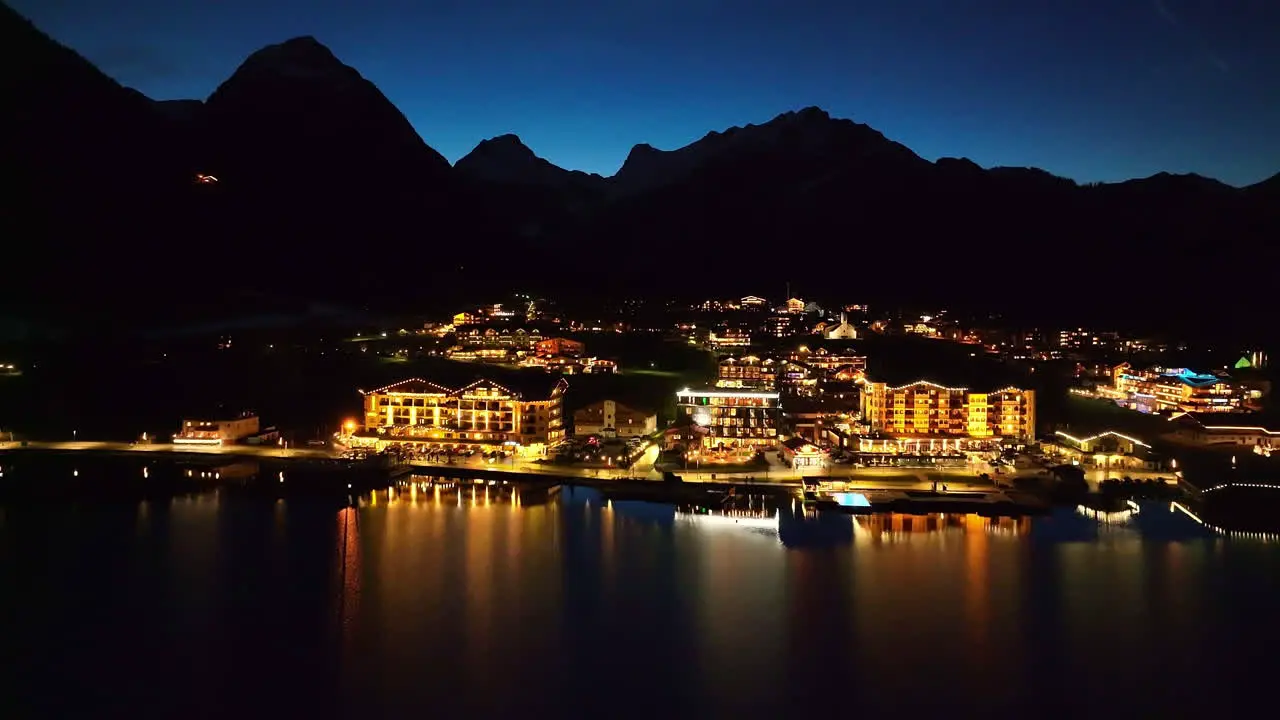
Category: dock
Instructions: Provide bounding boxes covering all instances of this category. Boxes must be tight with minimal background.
[809,487,1050,516]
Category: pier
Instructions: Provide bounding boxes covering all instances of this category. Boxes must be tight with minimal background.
[810,487,1051,516]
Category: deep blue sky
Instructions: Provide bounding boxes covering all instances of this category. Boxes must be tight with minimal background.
[14,0,1280,185]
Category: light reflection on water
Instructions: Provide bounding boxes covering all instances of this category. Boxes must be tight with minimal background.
[0,482,1277,717]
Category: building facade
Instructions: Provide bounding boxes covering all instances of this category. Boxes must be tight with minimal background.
[676,388,781,449]
[860,379,1036,442]
[825,312,858,339]
[520,355,616,375]
[573,399,657,438]
[536,337,585,358]
[716,355,778,390]
[780,436,824,468]
[709,327,751,349]
[174,413,261,445]
[1171,412,1280,449]
[353,377,566,454]
[789,347,867,377]
[456,326,544,350]
[1046,430,1164,470]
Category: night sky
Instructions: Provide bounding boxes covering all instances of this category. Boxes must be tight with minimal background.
[14,0,1280,186]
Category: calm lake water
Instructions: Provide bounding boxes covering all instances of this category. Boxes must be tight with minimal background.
[1,471,1278,717]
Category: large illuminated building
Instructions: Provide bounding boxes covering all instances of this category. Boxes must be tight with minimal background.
[1171,412,1280,450]
[789,346,867,378]
[763,314,803,338]
[782,346,867,398]
[455,326,544,350]
[860,378,1036,446]
[708,327,752,349]
[1101,364,1250,414]
[717,355,777,390]
[676,388,781,449]
[535,337,584,358]
[351,377,567,454]
[173,412,261,445]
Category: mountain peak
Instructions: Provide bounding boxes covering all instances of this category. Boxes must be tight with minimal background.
[1124,171,1233,194]
[280,35,326,49]
[475,134,534,154]
[627,142,660,158]
[457,134,601,189]
[613,106,916,194]
[775,106,831,122]
[229,35,355,85]
[202,33,451,186]
[1247,170,1280,196]
[935,156,985,173]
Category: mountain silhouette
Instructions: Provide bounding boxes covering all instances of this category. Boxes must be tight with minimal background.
[202,35,452,182]
[0,1,196,329]
[2,2,1277,342]
[456,134,604,190]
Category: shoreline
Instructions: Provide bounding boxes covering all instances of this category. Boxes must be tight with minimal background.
[1,445,1055,514]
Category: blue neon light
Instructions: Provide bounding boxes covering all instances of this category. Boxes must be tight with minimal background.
[831,492,871,508]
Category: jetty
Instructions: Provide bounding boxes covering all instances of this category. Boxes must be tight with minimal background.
[807,486,1050,516]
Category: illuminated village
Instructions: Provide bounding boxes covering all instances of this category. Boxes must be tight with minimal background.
[3,286,1279,536]
[3,286,1276,500]
[275,292,1276,485]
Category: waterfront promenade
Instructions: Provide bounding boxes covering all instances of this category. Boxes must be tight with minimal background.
[0,439,1006,492]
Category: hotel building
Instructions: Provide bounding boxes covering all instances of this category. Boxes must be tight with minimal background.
[1046,429,1166,471]
[1102,364,1248,414]
[353,377,567,454]
[778,298,807,314]
[763,314,803,338]
[173,412,261,445]
[717,355,777,390]
[789,347,867,378]
[1171,412,1280,450]
[860,378,1036,444]
[520,355,617,375]
[536,337,585,358]
[780,347,867,398]
[709,327,751,349]
[676,388,781,449]
[456,326,544,350]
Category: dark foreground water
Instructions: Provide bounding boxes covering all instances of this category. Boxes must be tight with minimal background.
[2,475,1278,717]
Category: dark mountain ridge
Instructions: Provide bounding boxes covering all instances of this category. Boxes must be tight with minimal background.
[1,1,200,324]
[455,133,603,189]
[3,2,1277,343]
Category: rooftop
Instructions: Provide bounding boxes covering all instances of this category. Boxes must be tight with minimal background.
[1174,412,1280,431]
[363,374,568,400]
[1053,429,1153,449]
[676,387,780,399]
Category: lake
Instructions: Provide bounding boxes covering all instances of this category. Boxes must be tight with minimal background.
[1,472,1277,717]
